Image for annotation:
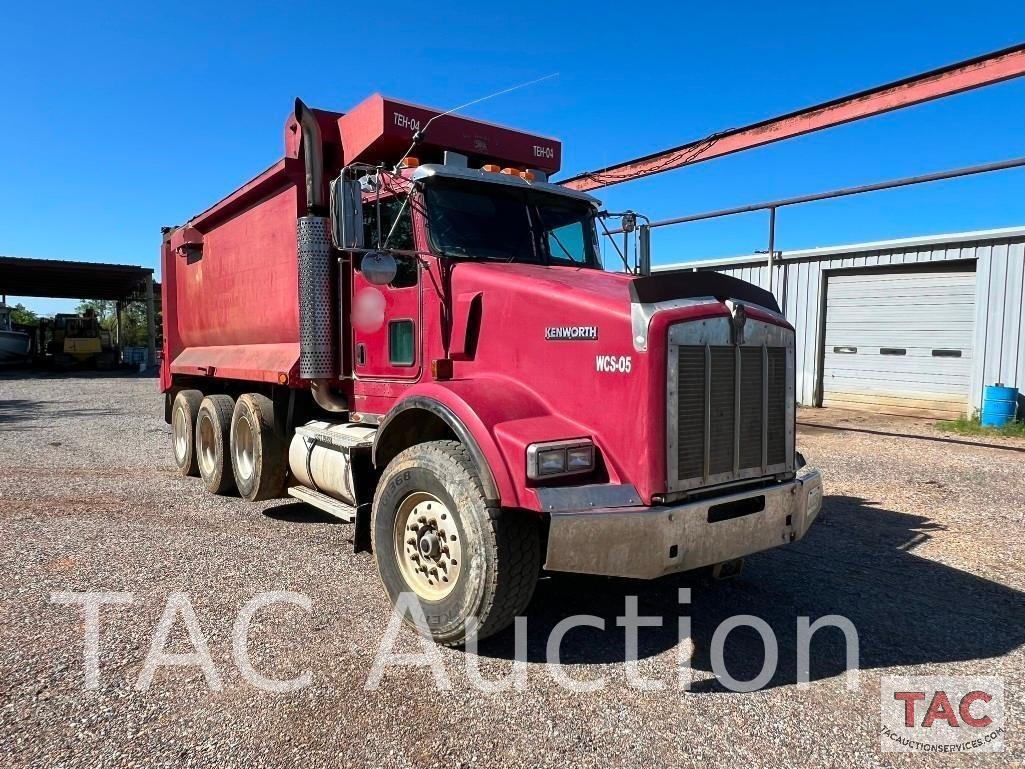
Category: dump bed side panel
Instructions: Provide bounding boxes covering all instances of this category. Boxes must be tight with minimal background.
[162,171,307,387]
[177,185,300,348]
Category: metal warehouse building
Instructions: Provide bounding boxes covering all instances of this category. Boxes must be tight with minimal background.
[659,226,1025,419]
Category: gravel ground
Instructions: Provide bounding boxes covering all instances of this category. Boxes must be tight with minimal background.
[1,371,1023,768]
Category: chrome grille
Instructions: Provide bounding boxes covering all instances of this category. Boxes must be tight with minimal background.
[767,347,787,466]
[707,348,735,476]
[676,347,705,480]
[667,316,794,492]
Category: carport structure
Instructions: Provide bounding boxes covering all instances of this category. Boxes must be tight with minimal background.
[0,256,158,365]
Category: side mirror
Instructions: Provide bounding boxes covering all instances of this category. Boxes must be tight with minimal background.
[361,252,398,285]
[330,176,364,249]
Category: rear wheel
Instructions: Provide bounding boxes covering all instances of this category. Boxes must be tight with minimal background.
[196,394,236,495]
[372,440,540,645]
[171,389,203,477]
[230,393,288,502]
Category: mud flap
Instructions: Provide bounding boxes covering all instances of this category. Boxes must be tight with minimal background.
[353,502,373,553]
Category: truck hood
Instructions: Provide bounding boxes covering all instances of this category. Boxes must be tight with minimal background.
[449,261,783,317]
[451,262,635,318]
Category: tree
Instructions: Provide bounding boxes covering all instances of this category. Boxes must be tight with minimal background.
[10,303,39,327]
[74,299,151,347]
[75,299,115,323]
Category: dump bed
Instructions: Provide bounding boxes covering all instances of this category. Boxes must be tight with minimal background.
[160,94,562,393]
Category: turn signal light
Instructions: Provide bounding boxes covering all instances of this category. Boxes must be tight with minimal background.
[481,164,501,173]
[399,156,420,168]
[500,167,519,175]
[431,358,453,380]
[520,170,536,181]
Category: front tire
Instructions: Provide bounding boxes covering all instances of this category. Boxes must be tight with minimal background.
[372,440,540,645]
[196,394,236,495]
[230,393,288,502]
[171,389,203,477]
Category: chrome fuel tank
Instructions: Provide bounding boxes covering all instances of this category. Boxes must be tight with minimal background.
[288,421,377,505]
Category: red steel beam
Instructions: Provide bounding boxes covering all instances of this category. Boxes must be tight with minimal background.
[561,44,1025,192]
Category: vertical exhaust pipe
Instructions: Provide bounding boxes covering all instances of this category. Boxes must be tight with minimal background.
[295,99,325,215]
[295,98,346,412]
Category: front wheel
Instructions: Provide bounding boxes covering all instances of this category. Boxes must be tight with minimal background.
[372,440,540,646]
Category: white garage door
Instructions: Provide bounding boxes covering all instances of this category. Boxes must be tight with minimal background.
[823,267,975,419]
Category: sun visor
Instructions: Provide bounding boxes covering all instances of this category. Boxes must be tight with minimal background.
[631,270,781,314]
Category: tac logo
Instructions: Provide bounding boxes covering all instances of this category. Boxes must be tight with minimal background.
[880,676,1004,753]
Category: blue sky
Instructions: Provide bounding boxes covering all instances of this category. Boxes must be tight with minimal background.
[3,1,1024,314]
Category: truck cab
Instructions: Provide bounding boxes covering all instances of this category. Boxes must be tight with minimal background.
[161,94,823,645]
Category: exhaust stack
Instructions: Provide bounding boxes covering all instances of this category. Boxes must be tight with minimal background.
[294,99,345,411]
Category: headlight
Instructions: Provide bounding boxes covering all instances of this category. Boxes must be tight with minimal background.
[526,439,595,480]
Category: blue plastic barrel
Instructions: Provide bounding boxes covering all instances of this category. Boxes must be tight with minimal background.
[980,385,1019,427]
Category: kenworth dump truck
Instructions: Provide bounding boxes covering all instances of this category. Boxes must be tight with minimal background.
[161,95,823,644]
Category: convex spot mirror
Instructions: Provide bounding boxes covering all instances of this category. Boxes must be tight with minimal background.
[361,252,398,285]
[330,177,364,249]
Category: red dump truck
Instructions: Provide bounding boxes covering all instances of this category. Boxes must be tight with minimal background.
[161,94,823,644]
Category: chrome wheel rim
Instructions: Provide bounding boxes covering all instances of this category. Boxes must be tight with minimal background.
[197,413,217,477]
[172,405,189,465]
[233,414,255,483]
[393,492,461,601]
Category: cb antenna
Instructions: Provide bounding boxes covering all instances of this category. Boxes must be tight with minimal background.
[395,72,559,169]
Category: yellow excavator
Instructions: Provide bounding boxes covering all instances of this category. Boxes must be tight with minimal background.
[47,310,116,369]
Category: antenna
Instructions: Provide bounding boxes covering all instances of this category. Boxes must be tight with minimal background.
[394,72,559,168]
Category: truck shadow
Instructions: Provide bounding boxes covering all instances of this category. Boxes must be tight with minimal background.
[0,368,158,383]
[0,398,123,430]
[474,494,1025,691]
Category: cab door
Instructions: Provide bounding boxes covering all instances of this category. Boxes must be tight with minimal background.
[351,195,422,381]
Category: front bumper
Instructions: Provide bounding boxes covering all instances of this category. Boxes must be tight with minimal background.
[543,467,823,580]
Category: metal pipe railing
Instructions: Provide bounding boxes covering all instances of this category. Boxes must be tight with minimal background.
[641,155,1025,230]
[604,156,1025,277]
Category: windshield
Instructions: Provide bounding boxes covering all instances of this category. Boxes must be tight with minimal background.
[424,179,601,268]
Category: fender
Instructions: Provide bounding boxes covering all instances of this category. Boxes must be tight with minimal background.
[373,378,561,510]
[374,394,503,506]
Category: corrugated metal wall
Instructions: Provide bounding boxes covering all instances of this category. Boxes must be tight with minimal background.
[668,229,1025,416]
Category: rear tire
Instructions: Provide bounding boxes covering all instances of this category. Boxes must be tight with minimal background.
[372,440,540,646]
[230,393,288,502]
[171,389,203,477]
[196,394,236,495]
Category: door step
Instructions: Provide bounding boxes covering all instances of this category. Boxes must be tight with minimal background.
[287,486,357,523]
